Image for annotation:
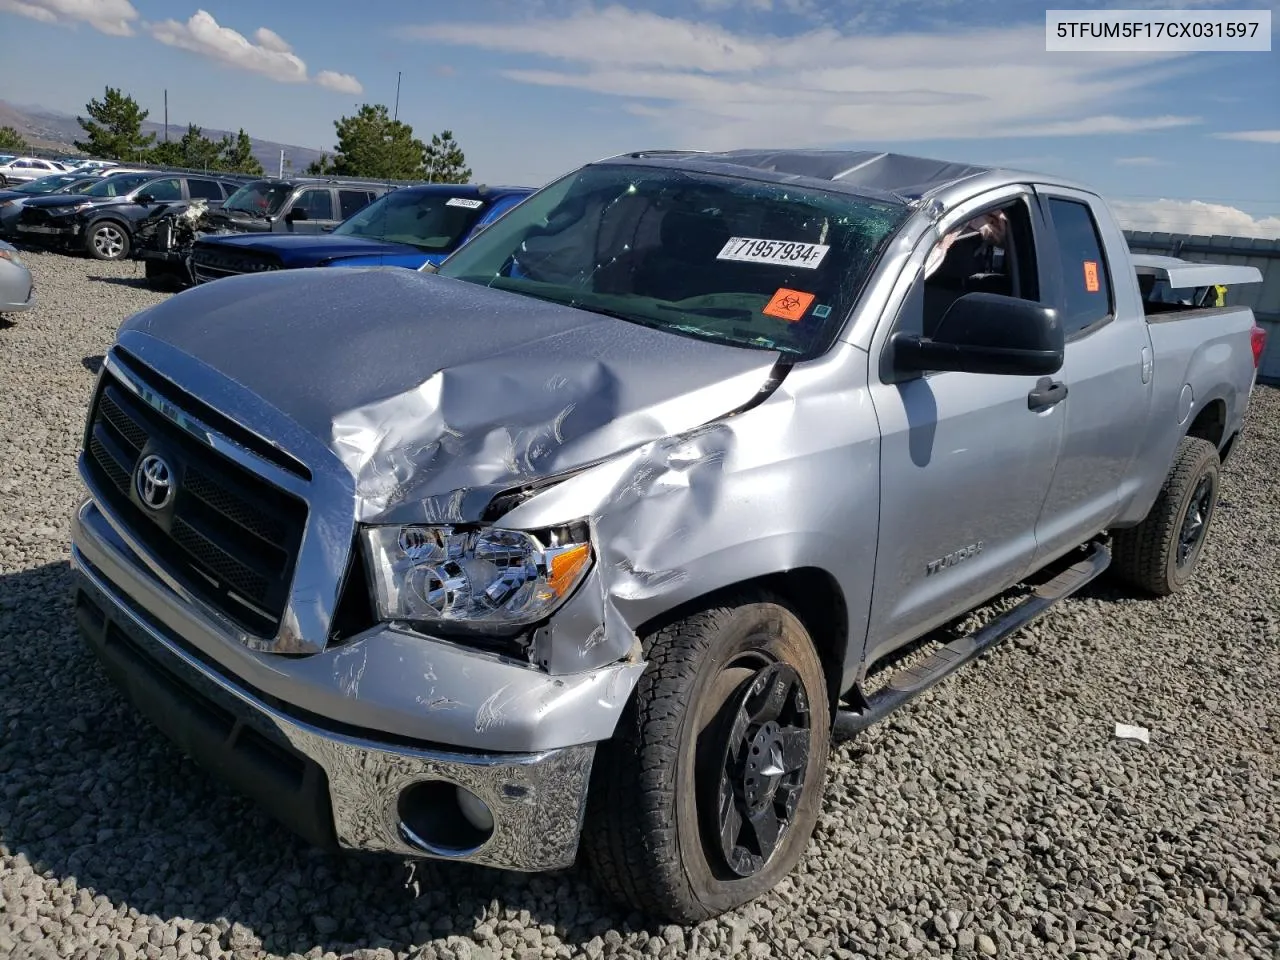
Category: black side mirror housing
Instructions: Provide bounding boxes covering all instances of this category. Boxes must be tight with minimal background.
[285,207,308,222]
[134,194,154,205]
[890,292,1064,379]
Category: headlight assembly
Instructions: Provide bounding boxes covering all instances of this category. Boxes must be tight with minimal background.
[361,523,593,629]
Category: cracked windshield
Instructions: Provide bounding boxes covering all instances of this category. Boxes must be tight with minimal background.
[436,164,908,357]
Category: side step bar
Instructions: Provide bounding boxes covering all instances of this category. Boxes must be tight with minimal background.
[832,541,1111,740]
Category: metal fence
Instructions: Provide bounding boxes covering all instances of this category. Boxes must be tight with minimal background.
[1125,230,1280,385]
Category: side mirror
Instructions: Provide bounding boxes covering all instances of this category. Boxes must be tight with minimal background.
[135,194,154,205]
[890,292,1064,378]
[285,207,308,222]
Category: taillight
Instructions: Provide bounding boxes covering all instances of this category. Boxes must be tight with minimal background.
[1251,324,1267,369]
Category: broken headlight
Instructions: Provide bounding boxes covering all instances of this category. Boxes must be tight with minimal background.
[361,524,593,628]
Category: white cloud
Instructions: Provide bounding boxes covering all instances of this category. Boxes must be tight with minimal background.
[409,7,1203,147]
[1115,156,1170,166]
[148,10,308,83]
[315,70,364,95]
[0,0,137,36]
[144,10,363,95]
[1212,130,1280,143]
[252,26,293,54]
[1111,198,1280,239]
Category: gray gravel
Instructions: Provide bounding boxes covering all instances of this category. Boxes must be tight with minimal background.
[1,247,1277,960]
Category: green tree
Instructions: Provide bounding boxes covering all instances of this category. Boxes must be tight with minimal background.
[0,126,28,153]
[305,152,334,176]
[423,129,470,183]
[221,129,264,175]
[148,124,226,170]
[74,86,155,161]
[325,104,425,180]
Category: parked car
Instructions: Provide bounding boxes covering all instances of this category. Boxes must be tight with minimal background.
[0,239,35,314]
[14,171,248,260]
[0,171,107,238]
[68,148,1266,924]
[0,156,69,185]
[203,176,395,236]
[183,183,534,285]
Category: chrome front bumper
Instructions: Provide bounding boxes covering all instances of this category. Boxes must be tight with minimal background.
[71,505,599,872]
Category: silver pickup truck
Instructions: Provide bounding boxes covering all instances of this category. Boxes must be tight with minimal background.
[69,149,1267,923]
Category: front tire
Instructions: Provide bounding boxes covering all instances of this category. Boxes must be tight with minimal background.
[582,595,831,922]
[86,220,130,261]
[1111,435,1221,596]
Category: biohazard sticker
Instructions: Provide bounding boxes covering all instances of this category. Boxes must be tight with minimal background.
[446,197,485,209]
[763,288,816,322]
[1083,260,1100,293]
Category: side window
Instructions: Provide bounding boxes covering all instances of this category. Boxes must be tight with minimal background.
[338,189,371,220]
[1045,198,1113,336]
[144,178,183,201]
[187,178,222,200]
[916,196,1040,338]
[295,188,334,220]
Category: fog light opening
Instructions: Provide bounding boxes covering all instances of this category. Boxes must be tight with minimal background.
[397,780,494,857]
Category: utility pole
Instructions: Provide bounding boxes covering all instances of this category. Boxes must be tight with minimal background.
[393,71,401,122]
[164,89,169,142]
[279,149,285,178]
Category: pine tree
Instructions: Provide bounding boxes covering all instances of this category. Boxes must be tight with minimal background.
[221,129,264,175]
[0,126,28,153]
[423,130,471,183]
[74,86,156,161]
[325,104,425,180]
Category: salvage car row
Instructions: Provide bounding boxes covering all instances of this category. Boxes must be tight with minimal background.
[0,163,536,294]
[2,146,1273,929]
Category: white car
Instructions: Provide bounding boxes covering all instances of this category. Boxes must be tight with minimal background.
[0,157,70,186]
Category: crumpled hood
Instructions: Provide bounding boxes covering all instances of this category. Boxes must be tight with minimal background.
[122,268,781,521]
[199,232,423,267]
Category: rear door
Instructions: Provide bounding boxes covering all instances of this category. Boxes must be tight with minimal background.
[1029,188,1155,564]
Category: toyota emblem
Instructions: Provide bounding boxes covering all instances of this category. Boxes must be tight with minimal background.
[135,454,174,510]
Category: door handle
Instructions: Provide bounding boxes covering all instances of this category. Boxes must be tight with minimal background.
[1028,377,1068,411]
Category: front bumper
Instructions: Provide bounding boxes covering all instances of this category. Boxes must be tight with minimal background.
[71,500,603,872]
[14,220,78,240]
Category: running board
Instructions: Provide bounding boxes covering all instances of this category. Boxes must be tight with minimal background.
[832,541,1111,740]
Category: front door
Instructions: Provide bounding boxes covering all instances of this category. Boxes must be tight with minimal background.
[863,188,1065,667]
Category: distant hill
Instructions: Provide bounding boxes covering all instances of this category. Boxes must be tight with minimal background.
[1,100,327,174]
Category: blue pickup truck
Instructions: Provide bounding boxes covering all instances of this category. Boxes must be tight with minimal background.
[186,182,533,284]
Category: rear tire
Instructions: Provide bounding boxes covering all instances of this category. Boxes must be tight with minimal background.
[582,595,831,922]
[85,220,130,261]
[1111,435,1220,596]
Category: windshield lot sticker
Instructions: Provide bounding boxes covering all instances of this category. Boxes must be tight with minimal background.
[1083,260,1100,292]
[717,237,830,268]
[812,304,832,319]
[446,197,485,209]
[763,288,816,322]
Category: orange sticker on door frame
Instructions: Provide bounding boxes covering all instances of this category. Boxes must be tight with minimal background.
[1083,260,1100,293]
[763,288,816,322]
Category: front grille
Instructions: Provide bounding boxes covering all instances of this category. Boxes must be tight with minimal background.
[19,207,68,226]
[82,370,308,637]
[191,243,282,283]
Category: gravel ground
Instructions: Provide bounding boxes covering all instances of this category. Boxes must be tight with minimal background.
[1,248,1277,960]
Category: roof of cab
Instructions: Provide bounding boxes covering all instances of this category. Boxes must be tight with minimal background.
[595,148,1095,205]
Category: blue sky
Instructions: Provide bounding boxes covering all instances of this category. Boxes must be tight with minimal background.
[2,0,1277,235]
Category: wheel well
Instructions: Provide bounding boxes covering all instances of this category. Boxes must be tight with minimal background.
[632,568,850,721]
[1186,399,1227,450]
